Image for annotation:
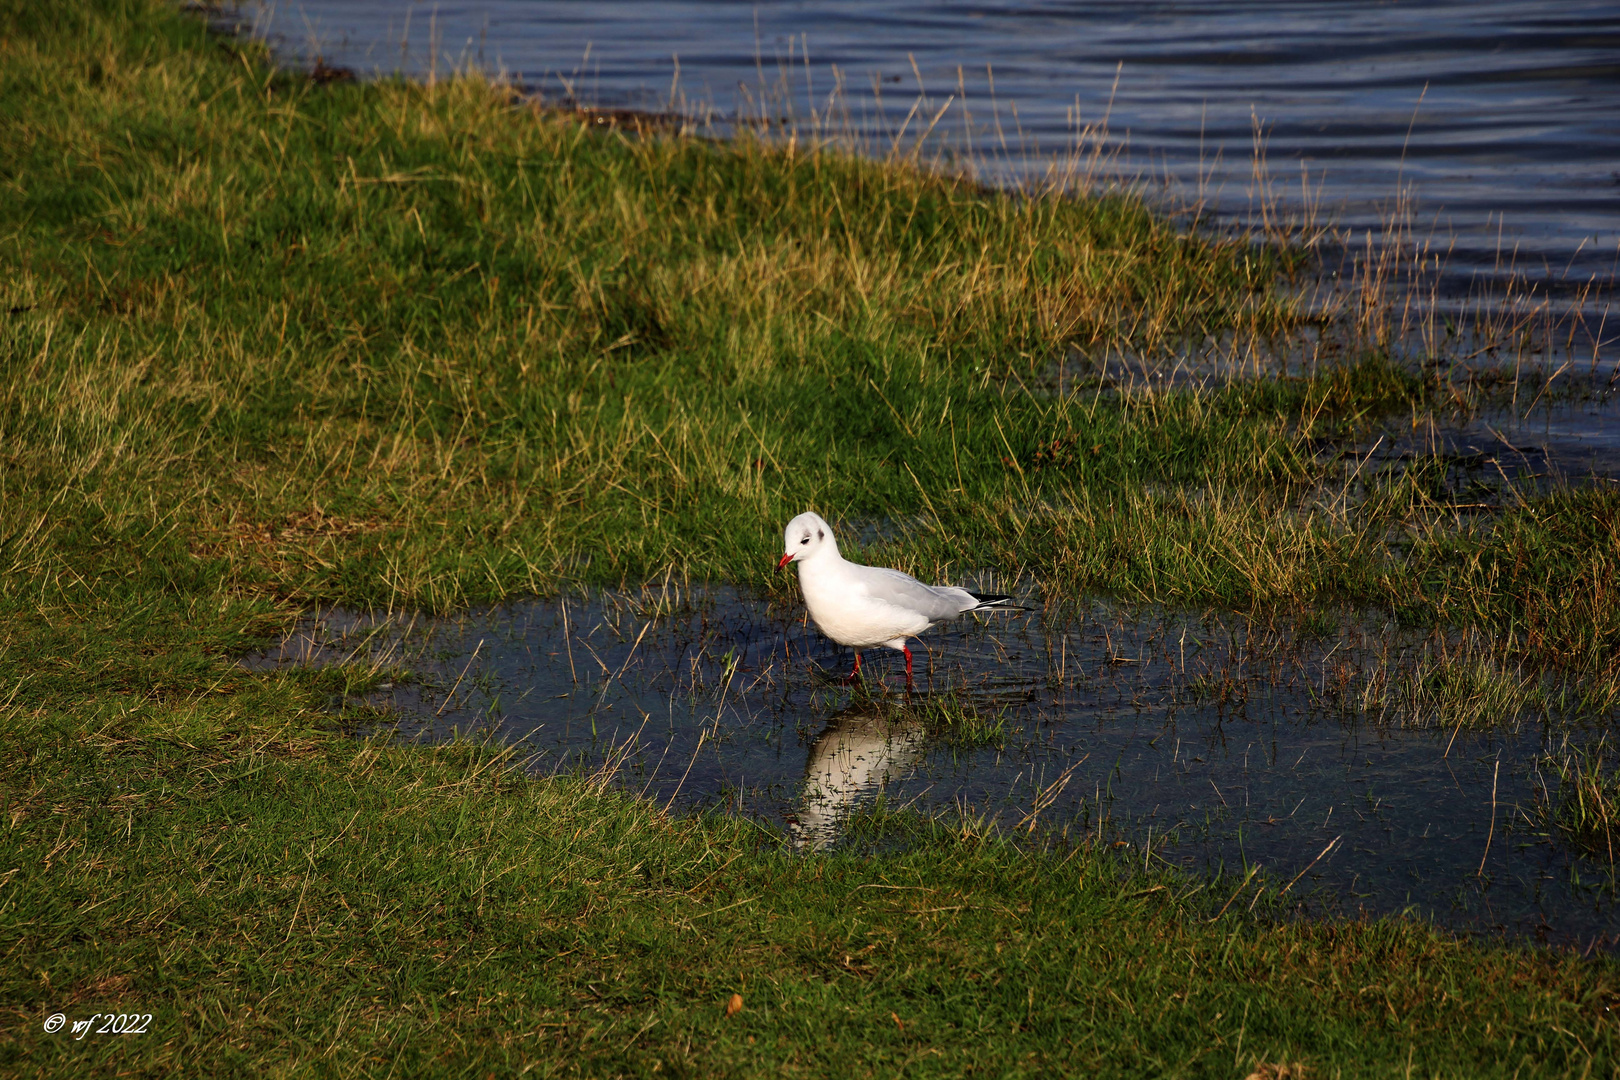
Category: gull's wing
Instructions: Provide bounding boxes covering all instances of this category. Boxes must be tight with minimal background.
[854,564,978,622]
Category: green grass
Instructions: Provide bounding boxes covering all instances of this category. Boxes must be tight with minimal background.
[2,0,1615,668]
[4,702,1617,1077]
[2,0,1619,1075]
[1542,736,1620,865]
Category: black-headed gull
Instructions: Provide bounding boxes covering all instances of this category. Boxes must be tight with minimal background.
[777,511,1024,683]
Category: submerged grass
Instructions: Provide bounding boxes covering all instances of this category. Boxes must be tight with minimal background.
[1542,737,1620,866]
[841,686,1011,751]
[1345,631,1586,731]
[2,0,1619,1074]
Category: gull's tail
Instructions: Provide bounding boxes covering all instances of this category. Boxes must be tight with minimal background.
[965,592,1028,612]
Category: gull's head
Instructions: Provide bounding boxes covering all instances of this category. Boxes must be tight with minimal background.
[778,511,838,569]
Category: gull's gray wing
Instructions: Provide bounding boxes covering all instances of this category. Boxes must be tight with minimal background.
[855,565,977,622]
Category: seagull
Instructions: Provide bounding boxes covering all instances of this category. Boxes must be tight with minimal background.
[777,511,1024,684]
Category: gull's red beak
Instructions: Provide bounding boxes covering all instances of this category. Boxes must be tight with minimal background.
[777,552,795,570]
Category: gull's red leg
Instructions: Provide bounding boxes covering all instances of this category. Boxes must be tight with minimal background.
[842,650,862,684]
[903,645,914,686]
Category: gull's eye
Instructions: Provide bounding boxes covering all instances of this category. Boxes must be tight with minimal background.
[800,536,809,544]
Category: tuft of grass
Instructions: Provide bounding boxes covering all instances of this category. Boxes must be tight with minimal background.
[934,704,1009,751]
[1543,737,1620,866]
[1349,644,1545,731]
[905,690,1010,750]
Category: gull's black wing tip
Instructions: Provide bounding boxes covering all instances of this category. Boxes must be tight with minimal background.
[966,591,1030,611]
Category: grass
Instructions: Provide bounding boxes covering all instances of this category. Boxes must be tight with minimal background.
[3,0,1616,665]
[830,688,1010,752]
[1542,737,1620,866]
[2,0,1619,1075]
[4,702,1617,1077]
[1345,630,1574,731]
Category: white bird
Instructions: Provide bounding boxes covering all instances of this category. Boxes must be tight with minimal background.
[776,511,1023,683]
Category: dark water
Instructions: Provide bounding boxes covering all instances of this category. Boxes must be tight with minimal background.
[240,0,1620,292]
[1358,390,1620,491]
[246,587,1620,951]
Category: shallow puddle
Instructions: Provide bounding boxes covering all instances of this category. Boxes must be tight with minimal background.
[1362,388,1620,490]
[245,588,1618,950]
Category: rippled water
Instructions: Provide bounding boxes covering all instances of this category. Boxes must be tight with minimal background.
[238,0,1620,291]
[246,587,1620,950]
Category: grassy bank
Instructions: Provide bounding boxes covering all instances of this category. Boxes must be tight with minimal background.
[4,700,1616,1078]
[2,0,1618,1075]
[3,0,1616,670]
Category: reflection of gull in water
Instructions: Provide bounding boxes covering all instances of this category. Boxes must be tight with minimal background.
[792,711,927,851]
